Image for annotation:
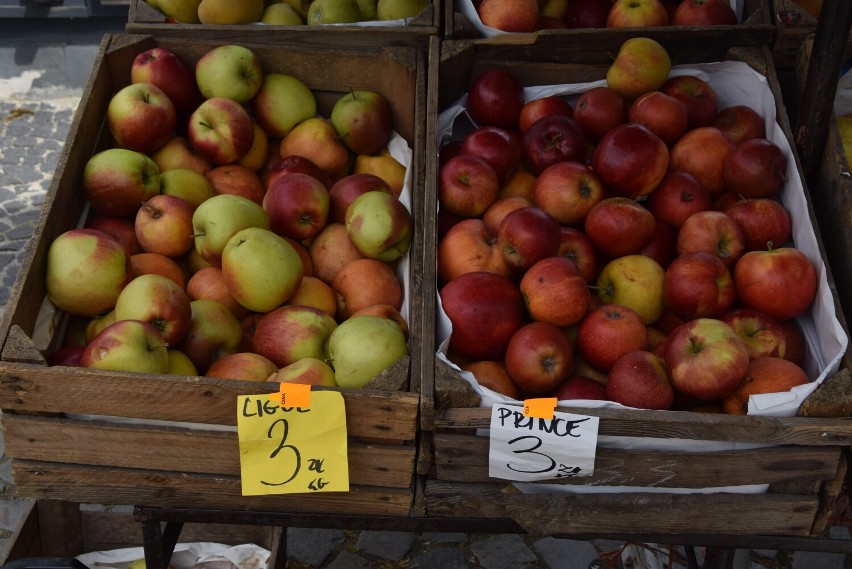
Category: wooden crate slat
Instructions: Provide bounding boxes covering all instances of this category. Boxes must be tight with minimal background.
[2,414,415,489]
[433,433,841,488]
[424,481,819,536]
[12,461,413,517]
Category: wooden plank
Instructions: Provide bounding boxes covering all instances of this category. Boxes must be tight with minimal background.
[433,433,842,488]
[11,461,414,517]
[36,500,84,557]
[435,406,852,447]
[0,364,418,441]
[423,481,819,536]
[1,415,415,489]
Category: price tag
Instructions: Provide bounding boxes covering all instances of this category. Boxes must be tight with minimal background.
[523,397,557,419]
[237,390,349,495]
[489,404,599,482]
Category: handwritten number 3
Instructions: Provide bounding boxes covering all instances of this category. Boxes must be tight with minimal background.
[506,435,556,474]
[262,418,301,486]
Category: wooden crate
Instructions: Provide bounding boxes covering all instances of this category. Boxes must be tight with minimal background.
[770,0,819,69]
[126,0,439,49]
[0,33,429,518]
[444,0,775,60]
[419,38,852,538]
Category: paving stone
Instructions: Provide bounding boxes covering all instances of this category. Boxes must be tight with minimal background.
[792,550,846,569]
[356,530,416,560]
[0,498,33,533]
[324,549,374,569]
[420,532,469,544]
[534,537,600,569]
[285,527,345,567]
[470,534,538,569]
[410,547,471,569]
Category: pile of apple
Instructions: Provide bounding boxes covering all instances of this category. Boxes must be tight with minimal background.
[144,0,428,26]
[438,37,817,415]
[472,0,738,34]
[43,43,413,390]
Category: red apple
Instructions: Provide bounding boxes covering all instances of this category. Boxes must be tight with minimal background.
[83,148,161,218]
[504,322,574,395]
[332,258,403,319]
[733,246,818,321]
[329,89,393,155]
[591,123,669,199]
[134,194,195,258]
[640,219,678,269]
[677,210,746,269]
[520,114,588,175]
[263,172,330,240]
[113,273,192,345]
[47,345,86,367]
[720,307,787,360]
[572,86,629,142]
[107,82,176,154]
[482,196,532,234]
[478,0,540,33]
[187,96,254,165]
[725,197,792,252]
[466,68,525,130]
[518,96,574,134]
[723,138,788,199]
[721,356,809,415]
[308,223,364,284]
[672,0,737,25]
[130,46,202,119]
[461,126,522,182]
[497,206,562,273]
[557,227,598,283]
[533,161,604,226]
[328,173,392,224]
[663,251,736,320]
[669,126,735,197]
[207,163,265,205]
[461,360,521,400]
[263,154,333,192]
[85,213,143,257]
[440,271,526,361]
[252,304,337,368]
[712,104,766,145]
[520,255,591,327]
[781,319,807,367]
[606,351,673,410]
[186,266,249,320]
[584,196,656,258]
[553,376,609,400]
[205,352,278,382]
[660,75,719,130]
[439,154,500,218]
[438,218,512,283]
[80,319,169,374]
[565,0,612,27]
[175,299,243,374]
[606,0,669,27]
[577,303,648,373]
[646,171,712,229]
[628,90,689,146]
[663,317,750,400]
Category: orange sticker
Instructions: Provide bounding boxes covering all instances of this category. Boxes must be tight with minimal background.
[523,397,558,419]
[267,382,312,409]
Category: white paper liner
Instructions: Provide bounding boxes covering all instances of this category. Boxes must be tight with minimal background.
[436,60,849,495]
[76,542,270,569]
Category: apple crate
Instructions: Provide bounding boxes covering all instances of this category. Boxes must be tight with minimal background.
[0,33,429,517]
[418,38,852,538]
[444,0,774,58]
[125,0,439,49]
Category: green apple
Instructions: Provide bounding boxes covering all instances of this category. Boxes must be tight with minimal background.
[596,254,666,325]
[220,227,304,313]
[146,0,202,23]
[253,305,338,367]
[80,319,169,374]
[85,310,117,344]
[261,2,305,23]
[606,37,672,101]
[83,148,161,217]
[355,0,378,19]
[267,357,337,386]
[197,0,265,23]
[46,229,130,317]
[167,348,199,375]
[307,0,362,24]
[250,73,317,138]
[159,168,217,210]
[195,44,264,103]
[326,315,408,388]
[192,193,270,266]
[176,299,244,373]
[345,190,412,262]
[330,89,393,155]
[376,0,427,19]
[113,274,192,345]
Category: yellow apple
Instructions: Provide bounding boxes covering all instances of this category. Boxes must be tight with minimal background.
[596,254,665,325]
[198,0,265,23]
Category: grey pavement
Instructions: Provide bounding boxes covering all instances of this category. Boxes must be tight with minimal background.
[0,12,850,569]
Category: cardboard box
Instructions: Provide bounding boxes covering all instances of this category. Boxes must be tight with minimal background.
[0,34,428,517]
[126,0,439,49]
[420,38,852,537]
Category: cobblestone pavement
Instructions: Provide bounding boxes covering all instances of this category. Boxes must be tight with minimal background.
[0,15,850,569]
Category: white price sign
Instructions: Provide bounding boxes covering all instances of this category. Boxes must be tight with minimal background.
[488,404,599,482]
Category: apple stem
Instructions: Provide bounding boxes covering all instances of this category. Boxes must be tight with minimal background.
[766,240,774,252]
[189,232,206,238]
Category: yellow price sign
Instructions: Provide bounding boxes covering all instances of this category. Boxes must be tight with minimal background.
[237,390,349,495]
